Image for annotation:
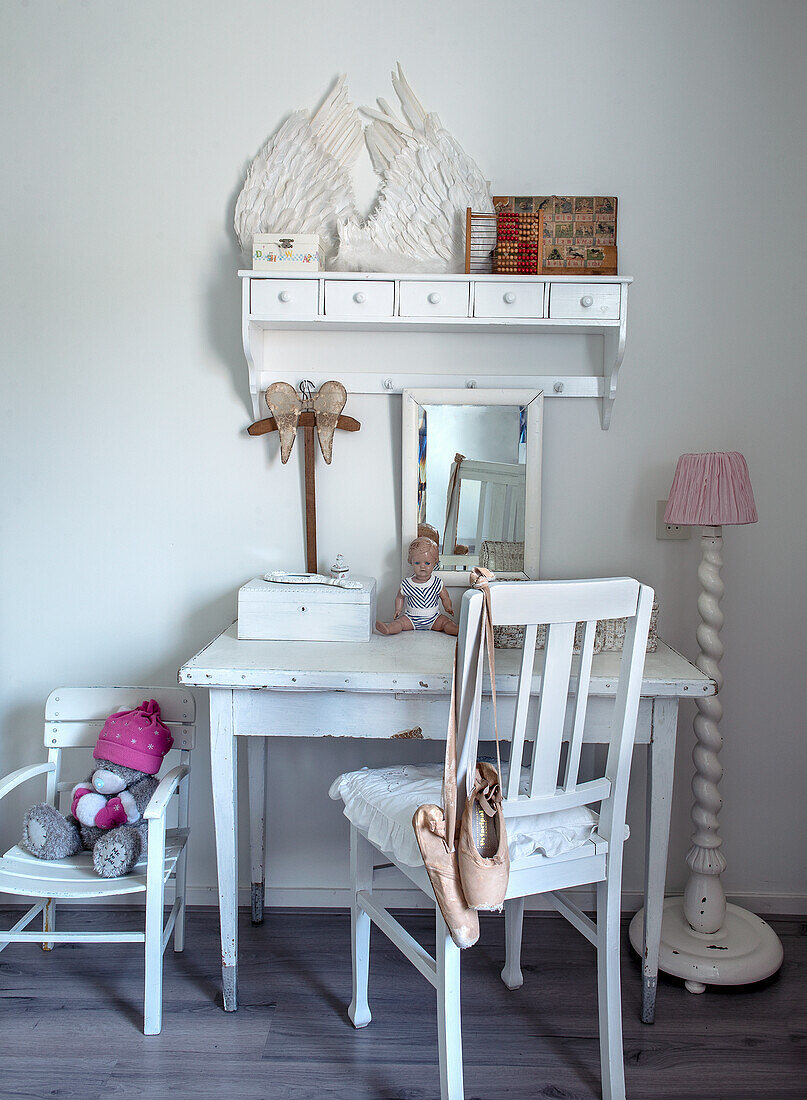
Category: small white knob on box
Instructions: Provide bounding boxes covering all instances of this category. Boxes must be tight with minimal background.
[278,291,291,303]
[580,295,594,307]
[427,292,441,305]
[353,291,366,304]
[503,292,516,304]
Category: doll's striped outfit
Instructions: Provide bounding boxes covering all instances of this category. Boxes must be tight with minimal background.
[401,573,444,630]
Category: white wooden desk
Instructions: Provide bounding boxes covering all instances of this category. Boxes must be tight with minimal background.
[179,627,714,1024]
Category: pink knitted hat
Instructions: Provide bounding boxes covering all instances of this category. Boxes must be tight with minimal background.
[94,700,173,775]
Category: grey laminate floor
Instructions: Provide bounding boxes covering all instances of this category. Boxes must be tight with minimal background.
[0,907,803,1099]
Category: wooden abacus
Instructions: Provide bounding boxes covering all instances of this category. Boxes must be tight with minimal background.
[493,209,544,275]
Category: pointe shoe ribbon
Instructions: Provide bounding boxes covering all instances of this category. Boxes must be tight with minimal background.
[456,568,510,912]
[465,568,501,796]
[412,566,509,943]
[412,644,479,949]
[475,777,503,818]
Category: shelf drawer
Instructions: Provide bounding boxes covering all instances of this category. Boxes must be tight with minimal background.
[250,279,319,318]
[549,283,621,319]
[473,281,544,318]
[325,281,394,318]
[399,281,470,317]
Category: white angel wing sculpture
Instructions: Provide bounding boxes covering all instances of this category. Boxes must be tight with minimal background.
[233,66,493,275]
[334,66,494,274]
[234,76,363,268]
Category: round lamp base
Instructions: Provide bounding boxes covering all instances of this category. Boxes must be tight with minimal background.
[630,897,783,992]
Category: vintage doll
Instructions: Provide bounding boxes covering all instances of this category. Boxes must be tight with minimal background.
[376,536,458,636]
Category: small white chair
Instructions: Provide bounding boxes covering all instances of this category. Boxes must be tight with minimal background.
[335,578,653,1099]
[0,687,195,1035]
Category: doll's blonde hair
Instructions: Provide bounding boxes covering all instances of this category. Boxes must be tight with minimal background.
[407,536,439,565]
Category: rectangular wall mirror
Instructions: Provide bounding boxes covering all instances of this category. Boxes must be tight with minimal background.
[401,388,543,589]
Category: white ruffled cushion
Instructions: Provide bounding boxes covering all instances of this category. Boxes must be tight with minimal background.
[329,763,600,867]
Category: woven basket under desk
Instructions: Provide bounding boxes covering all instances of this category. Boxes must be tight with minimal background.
[479,541,659,652]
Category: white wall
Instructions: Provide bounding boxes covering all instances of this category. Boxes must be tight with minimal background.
[2,0,806,912]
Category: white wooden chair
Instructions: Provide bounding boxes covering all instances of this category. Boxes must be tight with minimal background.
[443,457,526,564]
[0,686,195,1035]
[341,578,653,1099]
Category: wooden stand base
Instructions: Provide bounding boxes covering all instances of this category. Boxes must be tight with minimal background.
[630,897,783,994]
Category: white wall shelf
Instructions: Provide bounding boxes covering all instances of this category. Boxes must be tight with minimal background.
[239,271,632,429]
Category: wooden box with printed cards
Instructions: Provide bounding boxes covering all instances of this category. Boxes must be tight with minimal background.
[494,195,618,275]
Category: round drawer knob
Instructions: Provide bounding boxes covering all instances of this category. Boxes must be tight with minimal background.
[580,295,594,307]
[427,292,441,305]
[353,291,366,304]
[503,292,516,304]
[278,291,291,303]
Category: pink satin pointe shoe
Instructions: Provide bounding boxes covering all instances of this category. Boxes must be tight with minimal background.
[458,762,509,912]
[412,804,480,949]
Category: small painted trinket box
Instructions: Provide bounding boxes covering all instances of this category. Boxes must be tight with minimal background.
[252,233,321,272]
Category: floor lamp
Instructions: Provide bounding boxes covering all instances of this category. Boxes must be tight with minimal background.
[630,451,783,1006]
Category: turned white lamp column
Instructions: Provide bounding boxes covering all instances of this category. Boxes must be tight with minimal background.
[631,452,782,1000]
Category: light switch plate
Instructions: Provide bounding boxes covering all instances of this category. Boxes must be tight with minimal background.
[656,500,691,540]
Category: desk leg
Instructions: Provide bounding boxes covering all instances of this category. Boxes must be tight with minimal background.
[210,688,238,1011]
[248,738,267,924]
[640,697,679,1024]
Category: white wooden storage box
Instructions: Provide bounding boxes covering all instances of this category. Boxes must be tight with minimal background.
[237,576,377,642]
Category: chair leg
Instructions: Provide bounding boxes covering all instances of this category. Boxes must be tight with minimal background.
[501,897,524,989]
[348,825,373,1028]
[144,822,167,1036]
[173,844,188,953]
[174,767,190,953]
[42,898,55,951]
[436,908,464,1100]
[596,878,626,1100]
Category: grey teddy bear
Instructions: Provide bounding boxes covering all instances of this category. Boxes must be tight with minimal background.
[22,760,159,878]
[21,698,174,878]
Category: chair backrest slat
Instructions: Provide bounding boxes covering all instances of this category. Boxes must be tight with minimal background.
[45,687,194,724]
[486,482,504,546]
[45,719,196,751]
[506,623,537,800]
[503,776,612,820]
[528,621,576,797]
[45,749,61,807]
[475,481,488,551]
[563,618,596,792]
[598,588,654,841]
[502,485,512,540]
[485,576,639,627]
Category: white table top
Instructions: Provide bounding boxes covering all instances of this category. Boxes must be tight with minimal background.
[179,625,714,698]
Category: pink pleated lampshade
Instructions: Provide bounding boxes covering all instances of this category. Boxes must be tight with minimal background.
[664,452,758,526]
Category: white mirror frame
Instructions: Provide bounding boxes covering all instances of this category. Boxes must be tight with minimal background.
[401,388,543,591]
